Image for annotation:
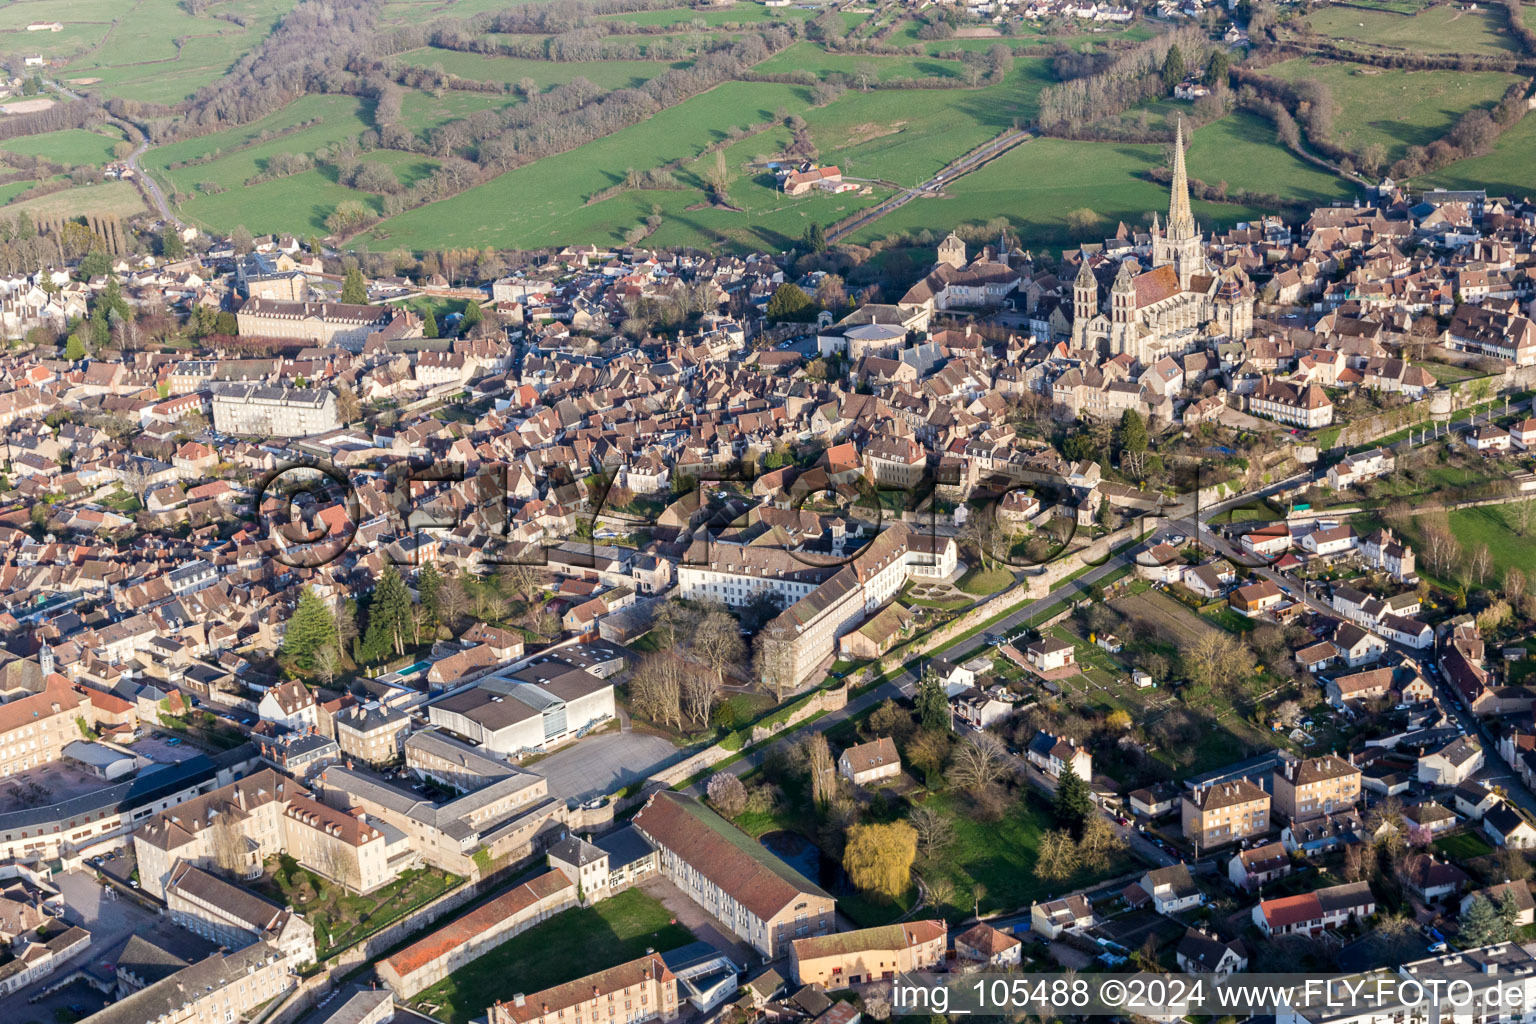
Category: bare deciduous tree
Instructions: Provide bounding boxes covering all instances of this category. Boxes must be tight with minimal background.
[629,652,685,729]
[908,805,955,860]
[1035,829,1078,882]
[803,733,837,807]
[946,731,1010,794]
[209,813,250,879]
[692,610,746,687]
[753,621,797,700]
[1470,544,1492,587]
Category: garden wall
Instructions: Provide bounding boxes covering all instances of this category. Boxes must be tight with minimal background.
[328,877,482,969]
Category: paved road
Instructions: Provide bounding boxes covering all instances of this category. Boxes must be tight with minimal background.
[126,138,178,224]
[44,77,181,227]
[829,128,1032,243]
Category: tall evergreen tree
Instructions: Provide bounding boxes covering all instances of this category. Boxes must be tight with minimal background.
[461,299,483,331]
[1053,761,1094,831]
[1161,44,1185,91]
[915,674,951,733]
[423,309,439,339]
[362,566,413,659]
[1205,49,1231,87]
[765,282,814,322]
[417,562,444,636]
[281,587,336,666]
[1460,894,1503,946]
[160,227,186,260]
[340,267,368,304]
[1497,886,1524,936]
[803,222,828,254]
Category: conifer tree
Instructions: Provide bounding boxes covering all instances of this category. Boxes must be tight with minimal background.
[363,566,413,659]
[1054,761,1094,831]
[417,562,444,637]
[341,267,368,304]
[281,587,336,666]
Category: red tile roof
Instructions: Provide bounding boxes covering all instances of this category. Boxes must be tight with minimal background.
[384,870,572,978]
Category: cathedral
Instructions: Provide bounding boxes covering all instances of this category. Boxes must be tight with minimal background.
[1070,118,1254,365]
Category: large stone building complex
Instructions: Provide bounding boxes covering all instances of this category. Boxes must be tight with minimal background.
[762,522,957,691]
[164,862,317,966]
[235,297,415,349]
[789,920,948,986]
[211,383,341,437]
[634,791,835,958]
[0,677,85,777]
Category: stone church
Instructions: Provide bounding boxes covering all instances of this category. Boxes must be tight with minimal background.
[1070,118,1254,365]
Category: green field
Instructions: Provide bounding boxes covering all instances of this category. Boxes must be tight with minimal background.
[1263,58,1519,161]
[398,89,517,131]
[2,179,145,219]
[358,58,1053,252]
[394,47,687,92]
[410,888,694,1024]
[1185,110,1354,206]
[1427,113,1536,197]
[849,133,1272,249]
[753,40,966,81]
[594,1,831,27]
[143,94,429,236]
[1296,4,1518,55]
[36,0,301,105]
[918,790,1138,917]
[1409,503,1536,582]
[0,127,124,166]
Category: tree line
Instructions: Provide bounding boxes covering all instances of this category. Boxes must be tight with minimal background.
[1035,26,1211,133]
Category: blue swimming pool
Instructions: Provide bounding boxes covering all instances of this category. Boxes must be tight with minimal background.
[401,660,432,676]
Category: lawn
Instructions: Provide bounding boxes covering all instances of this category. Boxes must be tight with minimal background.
[1409,504,1536,582]
[1,127,125,167]
[1414,361,1489,385]
[956,563,1015,595]
[1261,59,1519,162]
[1295,4,1518,56]
[260,858,461,960]
[409,889,694,1024]
[917,790,1138,917]
[1435,831,1495,860]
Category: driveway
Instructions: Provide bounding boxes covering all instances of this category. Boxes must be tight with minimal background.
[530,731,679,803]
[639,877,757,967]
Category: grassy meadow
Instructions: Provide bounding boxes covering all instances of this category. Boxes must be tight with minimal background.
[1296,4,1519,55]
[1262,58,1519,161]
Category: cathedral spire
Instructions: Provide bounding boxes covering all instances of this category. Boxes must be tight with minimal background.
[1168,116,1196,241]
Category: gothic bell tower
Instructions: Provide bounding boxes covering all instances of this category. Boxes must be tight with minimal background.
[1071,258,1097,348]
[1152,117,1202,290]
